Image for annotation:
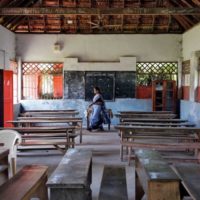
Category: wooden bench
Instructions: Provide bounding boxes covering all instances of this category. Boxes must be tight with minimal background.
[135,149,181,200]
[47,148,92,200]
[0,165,48,200]
[8,118,83,143]
[0,126,77,153]
[115,125,200,161]
[173,163,200,200]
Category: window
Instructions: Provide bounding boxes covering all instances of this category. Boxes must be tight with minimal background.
[181,60,190,100]
[136,62,178,86]
[22,62,63,100]
[10,61,18,104]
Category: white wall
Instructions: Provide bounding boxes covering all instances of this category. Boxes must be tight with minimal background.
[182,23,200,60]
[16,34,181,62]
[0,25,16,69]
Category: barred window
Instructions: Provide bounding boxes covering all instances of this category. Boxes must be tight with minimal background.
[22,62,63,100]
[136,62,178,86]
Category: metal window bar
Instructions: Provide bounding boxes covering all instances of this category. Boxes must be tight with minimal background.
[22,62,63,100]
[136,62,178,86]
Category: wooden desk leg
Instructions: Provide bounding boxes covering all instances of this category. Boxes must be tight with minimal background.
[33,175,48,200]
[80,122,83,143]
[66,130,70,151]
[120,131,123,161]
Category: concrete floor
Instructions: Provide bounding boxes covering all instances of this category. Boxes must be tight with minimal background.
[17,128,135,200]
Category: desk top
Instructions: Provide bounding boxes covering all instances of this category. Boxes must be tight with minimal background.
[47,149,92,188]
[135,149,179,181]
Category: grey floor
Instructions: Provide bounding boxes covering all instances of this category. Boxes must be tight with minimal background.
[17,128,135,200]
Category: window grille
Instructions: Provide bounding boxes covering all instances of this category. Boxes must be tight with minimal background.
[22,62,63,100]
[136,62,178,86]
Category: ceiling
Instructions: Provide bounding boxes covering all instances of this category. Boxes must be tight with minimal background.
[0,0,200,34]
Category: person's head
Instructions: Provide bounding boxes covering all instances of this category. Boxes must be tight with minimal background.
[93,86,101,94]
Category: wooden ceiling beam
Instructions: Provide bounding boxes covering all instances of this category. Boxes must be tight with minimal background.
[0,7,200,16]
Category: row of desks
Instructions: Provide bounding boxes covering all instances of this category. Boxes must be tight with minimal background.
[3,109,82,153]
[116,111,200,200]
[7,117,83,143]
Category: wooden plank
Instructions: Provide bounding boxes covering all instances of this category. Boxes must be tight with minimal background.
[22,109,76,112]
[116,113,176,119]
[118,111,172,114]
[0,165,48,200]
[18,117,82,120]
[120,118,188,123]
[173,163,200,200]
[120,122,195,127]
[0,7,200,16]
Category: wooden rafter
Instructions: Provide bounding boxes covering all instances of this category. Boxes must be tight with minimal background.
[0,7,200,16]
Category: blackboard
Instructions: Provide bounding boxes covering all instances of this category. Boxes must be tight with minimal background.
[115,72,136,98]
[64,71,85,99]
[85,72,115,101]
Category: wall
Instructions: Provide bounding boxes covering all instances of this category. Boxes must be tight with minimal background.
[16,34,181,62]
[181,23,200,125]
[0,25,16,69]
[181,100,200,127]
[16,33,181,124]
[182,23,200,60]
[20,99,152,126]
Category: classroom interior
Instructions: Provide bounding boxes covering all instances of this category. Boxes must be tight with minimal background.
[0,0,200,200]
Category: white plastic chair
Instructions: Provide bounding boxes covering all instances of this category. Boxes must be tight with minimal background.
[0,129,22,177]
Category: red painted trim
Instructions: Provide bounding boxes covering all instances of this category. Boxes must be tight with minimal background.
[136,86,152,99]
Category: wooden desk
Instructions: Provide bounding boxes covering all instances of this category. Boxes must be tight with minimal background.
[115,125,200,161]
[0,126,76,153]
[0,148,9,185]
[135,149,180,200]
[7,118,83,143]
[47,149,92,200]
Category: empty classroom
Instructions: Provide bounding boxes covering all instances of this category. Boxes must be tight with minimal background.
[0,1,200,200]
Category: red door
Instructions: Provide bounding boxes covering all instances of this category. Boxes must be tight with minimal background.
[3,70,13,127]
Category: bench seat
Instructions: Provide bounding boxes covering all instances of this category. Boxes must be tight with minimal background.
[0,165,48,200]
[47,148,92,200]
